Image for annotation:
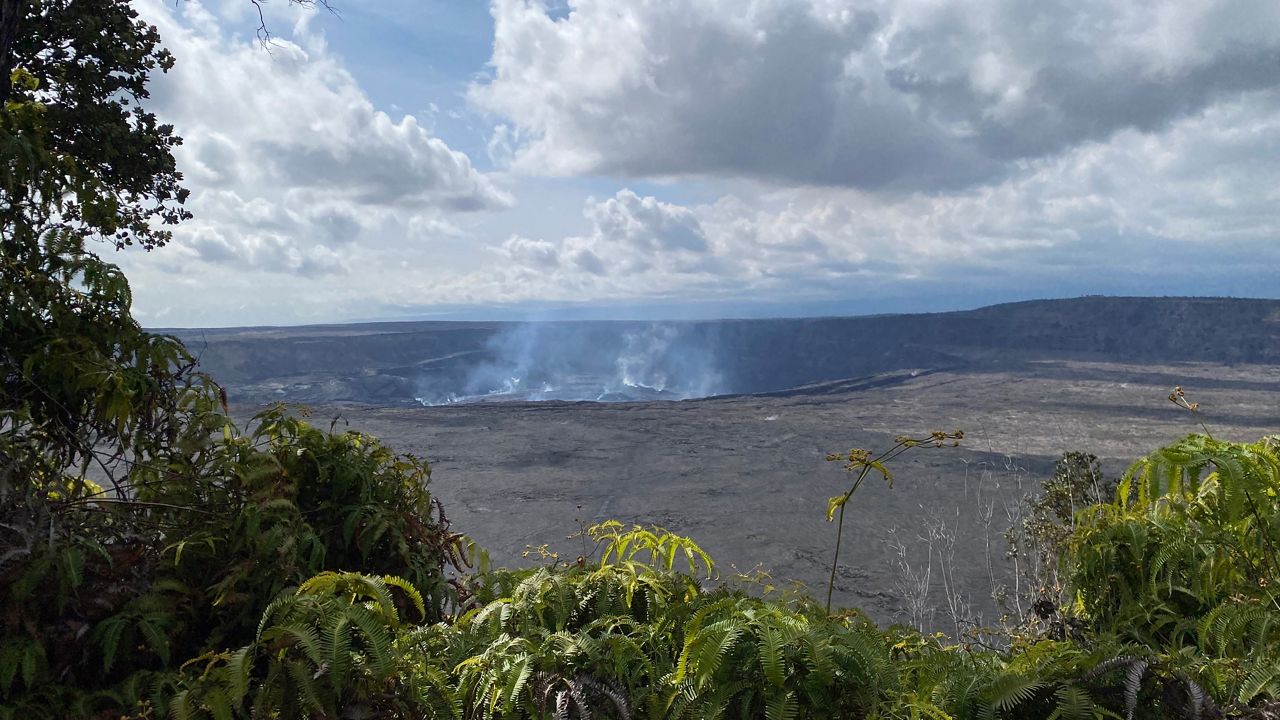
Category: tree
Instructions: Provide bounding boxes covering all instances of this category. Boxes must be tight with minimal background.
[2,0,189,252]
[1,4,466,715]
[2,0,200,506]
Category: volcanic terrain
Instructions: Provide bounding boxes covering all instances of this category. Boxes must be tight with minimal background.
[175,297,1280,627]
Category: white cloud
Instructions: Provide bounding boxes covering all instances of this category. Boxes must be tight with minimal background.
[483,87,1280,304]
[499,190,718,279]
[472,0,1280,190]
[136,0,509,276]
[501,235,561,269]
[182,224,347,277]
[121,0,1280,325]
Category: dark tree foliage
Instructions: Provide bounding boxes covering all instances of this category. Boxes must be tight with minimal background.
[0,0,25,105]
[1,0,196,512]
[3,0,189,252]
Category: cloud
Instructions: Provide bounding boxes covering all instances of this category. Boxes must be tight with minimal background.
[485,86,1280,305]
[120,0,1280,326]
[137,0,509,275]
[184,225,347,277]
[501,235,561,269]
[587,191,709,254]
[472,0,1280,190]
[500,190,718,280]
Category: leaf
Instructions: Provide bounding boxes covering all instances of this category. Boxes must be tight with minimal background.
[20,642,45,690]
[868,460,894,488]
[764,690,798,720]
[985,673,1047,712]
[759,625,786,688]
[503,656,533,712]
[1048,685,1096,720]
[826,494,849,522]
[97,617,127,673]
[139,618,171,666]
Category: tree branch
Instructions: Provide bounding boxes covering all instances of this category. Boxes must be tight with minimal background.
[0,0,20,106]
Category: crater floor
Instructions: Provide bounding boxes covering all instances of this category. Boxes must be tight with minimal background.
[264,359,1280,628]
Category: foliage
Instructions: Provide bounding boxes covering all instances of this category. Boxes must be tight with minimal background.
[0,403,467,718]
[3,0,204,613]
[169,526,899,720]
[128,499,1280,720]
[168,572,425,720]
[2,0,200,517]
[3,0,189,252]
[1004,451,1117,634]
[824,431,964,612]
[1069,435,1280,638]
[1062,435,1280,706]
[3,3,466,716]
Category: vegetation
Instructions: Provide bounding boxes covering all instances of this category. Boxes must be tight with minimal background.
[3,2,1279,718]
[824,431,964,612]
[1003,450,1117,633]
[2,4,465,716]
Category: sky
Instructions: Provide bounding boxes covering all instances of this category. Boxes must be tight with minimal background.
[121,0,1280,327]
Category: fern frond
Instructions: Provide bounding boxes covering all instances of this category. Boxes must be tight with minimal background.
[1048,685,1096,720]
[983,673,1048,712]
[1237,660,1280,704]
[764,689,798,720]
[759,625,786,688]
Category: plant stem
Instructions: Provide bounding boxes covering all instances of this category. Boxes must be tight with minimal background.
[823,434,961,614]
[827,464,874,613]
[59,497,221,515]
[1190,408,1214,441]
[827,501,846,614]
[1241,487,1280,611]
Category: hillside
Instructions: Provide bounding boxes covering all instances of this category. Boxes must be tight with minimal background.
[170,296,1280,406]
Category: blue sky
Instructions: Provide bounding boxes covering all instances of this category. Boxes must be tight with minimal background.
[316,2,494,162]
[122,0,1280,327]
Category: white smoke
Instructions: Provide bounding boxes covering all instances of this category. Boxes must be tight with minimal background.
[616,325,676,392]
[414,322,723,405]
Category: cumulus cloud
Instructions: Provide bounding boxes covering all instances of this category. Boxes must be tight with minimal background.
[137,0,508,275]
[122,0,1280,325]
[587,191,709,255]
[183,225,347,277]
[486,86,1280,304]
[500,190,719,280]
[501,235,561,269]
[472,0,1280,190]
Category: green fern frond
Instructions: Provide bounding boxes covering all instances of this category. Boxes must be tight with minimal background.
[1047,685,1096,720]
[759,626,786,688]
[983,673,1048,713]
[764,689,798,720]
[1237,660,1280,704]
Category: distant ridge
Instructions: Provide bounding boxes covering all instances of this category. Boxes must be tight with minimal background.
[172,297,1280,406]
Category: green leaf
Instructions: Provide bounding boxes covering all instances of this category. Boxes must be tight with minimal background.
[826,494,849,522]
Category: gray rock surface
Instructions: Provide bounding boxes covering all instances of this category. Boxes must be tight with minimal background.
[246,360,1279,629]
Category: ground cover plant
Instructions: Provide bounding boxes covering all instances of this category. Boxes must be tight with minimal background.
[3,2,1279,718]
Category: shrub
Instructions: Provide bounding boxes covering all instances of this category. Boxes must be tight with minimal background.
[1062,434,1280,708]
[0,405,467,719]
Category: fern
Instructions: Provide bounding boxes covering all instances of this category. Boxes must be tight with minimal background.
[984,673,1049,713]
[1238,659,1280,704]
[1047,685,1097,720]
